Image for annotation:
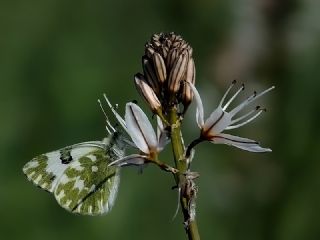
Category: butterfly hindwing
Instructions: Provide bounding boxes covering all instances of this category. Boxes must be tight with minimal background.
[54,148,120,215]
[23,139,122,215]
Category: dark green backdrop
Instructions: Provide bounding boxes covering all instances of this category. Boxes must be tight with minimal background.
[1,0,320,239]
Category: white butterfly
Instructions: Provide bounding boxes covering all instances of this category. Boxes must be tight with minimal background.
[23,94,169,215]
[23,97,127,216]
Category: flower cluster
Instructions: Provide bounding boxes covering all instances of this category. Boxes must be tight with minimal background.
[105,33,274,172]
[135,32,196,116]
[98,33,274,236]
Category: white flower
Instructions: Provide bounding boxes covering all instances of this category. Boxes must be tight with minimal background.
[188,81,274,152]
[103,96,167,167]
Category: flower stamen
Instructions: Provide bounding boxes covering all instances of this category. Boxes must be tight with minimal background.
[230,106,260,125]
[98,98,116,134]
[229,86,275,117]
[226,107,265,130]
[103,94,128,131]
[219,79,237,107]
[222,83,245,110]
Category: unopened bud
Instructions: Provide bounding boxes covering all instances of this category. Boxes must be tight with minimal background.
[168,50,189,94]
[140,32,195,107]
[134,73,162,112]
[166,49,178,70]
[142,57,160,95]
[182,58,196,109]
[152,52,167,84]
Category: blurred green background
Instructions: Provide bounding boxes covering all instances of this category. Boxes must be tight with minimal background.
[1,0,320,239]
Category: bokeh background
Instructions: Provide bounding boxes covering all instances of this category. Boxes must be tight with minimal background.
[1,0,320,239]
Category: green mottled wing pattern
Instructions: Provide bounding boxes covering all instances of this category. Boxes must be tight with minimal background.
[54,149,120,215]
[23,139,123,215]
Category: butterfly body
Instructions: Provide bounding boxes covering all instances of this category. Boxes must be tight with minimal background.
[23,133,125,216]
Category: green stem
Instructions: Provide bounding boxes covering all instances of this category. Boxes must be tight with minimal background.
[168,106,200,240]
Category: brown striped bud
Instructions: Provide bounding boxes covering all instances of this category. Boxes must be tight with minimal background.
[166,49,178,70]
[182,58,196,111]
[142,56,160,95]
[168,50,189,94]
[152,52,167,84]
[134,73,162,112]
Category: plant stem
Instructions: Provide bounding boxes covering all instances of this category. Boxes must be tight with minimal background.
[168,106,200,240]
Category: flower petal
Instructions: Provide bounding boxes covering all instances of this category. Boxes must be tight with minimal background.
[156,116,169,151]
[202,107,232,136]
[108,154,148,167]
[125,103,158,154]
[186,82,204,128]
[210,133,272,152]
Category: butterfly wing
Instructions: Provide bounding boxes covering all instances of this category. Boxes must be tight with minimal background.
[23,140,122,215]
[23,141,103,193]
[54,148,120,215]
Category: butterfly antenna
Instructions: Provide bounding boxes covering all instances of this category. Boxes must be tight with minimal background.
[103,94,128,131]
[98,98,115,134]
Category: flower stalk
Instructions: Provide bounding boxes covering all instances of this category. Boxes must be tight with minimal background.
[168,106,201,240]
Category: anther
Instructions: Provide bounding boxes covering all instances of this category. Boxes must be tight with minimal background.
[253,91,257,97]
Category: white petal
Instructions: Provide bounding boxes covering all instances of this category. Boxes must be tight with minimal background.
[156,116,169,151]
[186,82,204,128]
[156,115,164,141]
[125,103,158,154]
[210,133,272,152]
[108,154,148,167]
[202,107,232,136]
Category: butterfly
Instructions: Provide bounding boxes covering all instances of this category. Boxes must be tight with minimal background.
[23,97,127,216]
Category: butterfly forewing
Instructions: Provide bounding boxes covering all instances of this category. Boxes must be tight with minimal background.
[23,151,66,192]
[23,140,122,216]
[23,142,103,192]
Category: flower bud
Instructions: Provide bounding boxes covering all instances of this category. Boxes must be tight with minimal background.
[134,73,162,112]
[182,58,196,110]
[142,56,160,95]
[140,32,195,109]
[152,52,167,84]
[166,49,178,70]
[168,50,189,94]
